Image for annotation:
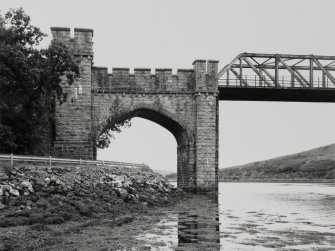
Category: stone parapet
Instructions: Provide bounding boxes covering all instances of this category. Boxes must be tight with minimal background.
[91,67,196,93]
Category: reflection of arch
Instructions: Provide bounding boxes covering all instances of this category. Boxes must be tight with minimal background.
[96,104,194,147]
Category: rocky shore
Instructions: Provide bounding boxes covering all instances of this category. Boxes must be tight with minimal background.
[0,162,187,250]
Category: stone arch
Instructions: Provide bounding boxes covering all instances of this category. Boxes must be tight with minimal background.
[93,103,196,191]
[95,103,194,147]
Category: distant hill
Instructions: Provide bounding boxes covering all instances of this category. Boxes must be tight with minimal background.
[220,144,335,182]
[153,169,175,177]
[165,172,177,180]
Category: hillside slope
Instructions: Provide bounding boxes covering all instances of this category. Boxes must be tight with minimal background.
[220,144,335,182]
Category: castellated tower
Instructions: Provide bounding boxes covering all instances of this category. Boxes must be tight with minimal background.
[193,60,219,192]
[51,27,94,159]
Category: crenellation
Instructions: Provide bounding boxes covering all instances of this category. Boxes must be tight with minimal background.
[207,60,219,91]
[50,27,71,47]
[172,75,178,88]
[92,67,197,93]
[51,27,219,192]
[154,68,173,91]
[134,68,151,91]
[177,69,195,91]
[51,27,93,56]
[92,67,108,88]
[74,28,93,56]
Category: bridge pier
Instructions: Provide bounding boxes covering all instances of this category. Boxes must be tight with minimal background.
[193,60,219,192]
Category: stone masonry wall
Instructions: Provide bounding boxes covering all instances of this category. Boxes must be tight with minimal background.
[193,60,219,192]
[51,28,94,159]
[91,93,196,191]
[51,27,219,192]
[92,67,195,93]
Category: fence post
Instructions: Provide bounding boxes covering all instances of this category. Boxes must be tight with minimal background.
[102,160,104,165]
[10,153,13,167]
[49,156,52,167]
[79,158,82,165]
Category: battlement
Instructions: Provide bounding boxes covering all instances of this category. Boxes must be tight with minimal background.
[51,27,93,56]
[193,59,219,74]
[193,60,219,91]
[92,67,195,76]
[50,27,219,93]
[91,61,219,93]
[91,66,196,92]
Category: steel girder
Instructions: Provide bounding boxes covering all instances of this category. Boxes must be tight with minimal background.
[218,53,335,89]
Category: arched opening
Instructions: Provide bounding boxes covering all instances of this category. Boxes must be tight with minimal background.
[98,118,177,177]
[94,107,195,191]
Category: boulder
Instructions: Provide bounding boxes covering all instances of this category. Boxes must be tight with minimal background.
[0,175,9,181]
[128,194,139,204]
[0,185,4,196]
[55,179,63,186]
[20,181,34,193]
[123,180,133,187]
[20,181,31,188]
[9,187,20,197]
[0,202,6,210]
[116,181,123,188]
[117,188,128,201]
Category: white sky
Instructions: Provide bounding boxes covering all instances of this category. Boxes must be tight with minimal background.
[2,0,334,171]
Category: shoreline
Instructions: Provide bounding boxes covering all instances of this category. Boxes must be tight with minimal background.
[0,163,187,227]
[219,179,334,183]
[0,163,189,250]
[168,179,334,183]
[0,201,186,251]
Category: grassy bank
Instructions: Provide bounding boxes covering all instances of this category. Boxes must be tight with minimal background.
[219,144,335,182]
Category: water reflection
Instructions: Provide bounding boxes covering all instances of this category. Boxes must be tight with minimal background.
[177,195,220,250]
[136,194,220,250]
[137,183,335,250]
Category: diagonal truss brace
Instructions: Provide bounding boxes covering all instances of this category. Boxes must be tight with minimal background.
[293,69,310,87]
[313,59,335,85]
[261,68,276,86]
[230,68,249,86]
[277,57,308,88]
[218,53,335,89]
[243,57,272,87]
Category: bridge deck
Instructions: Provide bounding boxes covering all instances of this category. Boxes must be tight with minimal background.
[218,53,335,102]
[218,86,335,102]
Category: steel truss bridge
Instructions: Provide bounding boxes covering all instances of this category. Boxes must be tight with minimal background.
[218,53,335,102]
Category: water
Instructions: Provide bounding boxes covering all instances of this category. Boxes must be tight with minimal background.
[137,182,335,250]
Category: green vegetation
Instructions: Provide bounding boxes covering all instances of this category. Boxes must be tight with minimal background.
[97,119,131,149]
[0,8,78,154]
[0,8,130,155]
[219,144,335,182]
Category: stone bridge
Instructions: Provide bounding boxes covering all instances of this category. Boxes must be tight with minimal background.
[50,27,335,193]
[51,27,219,193]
